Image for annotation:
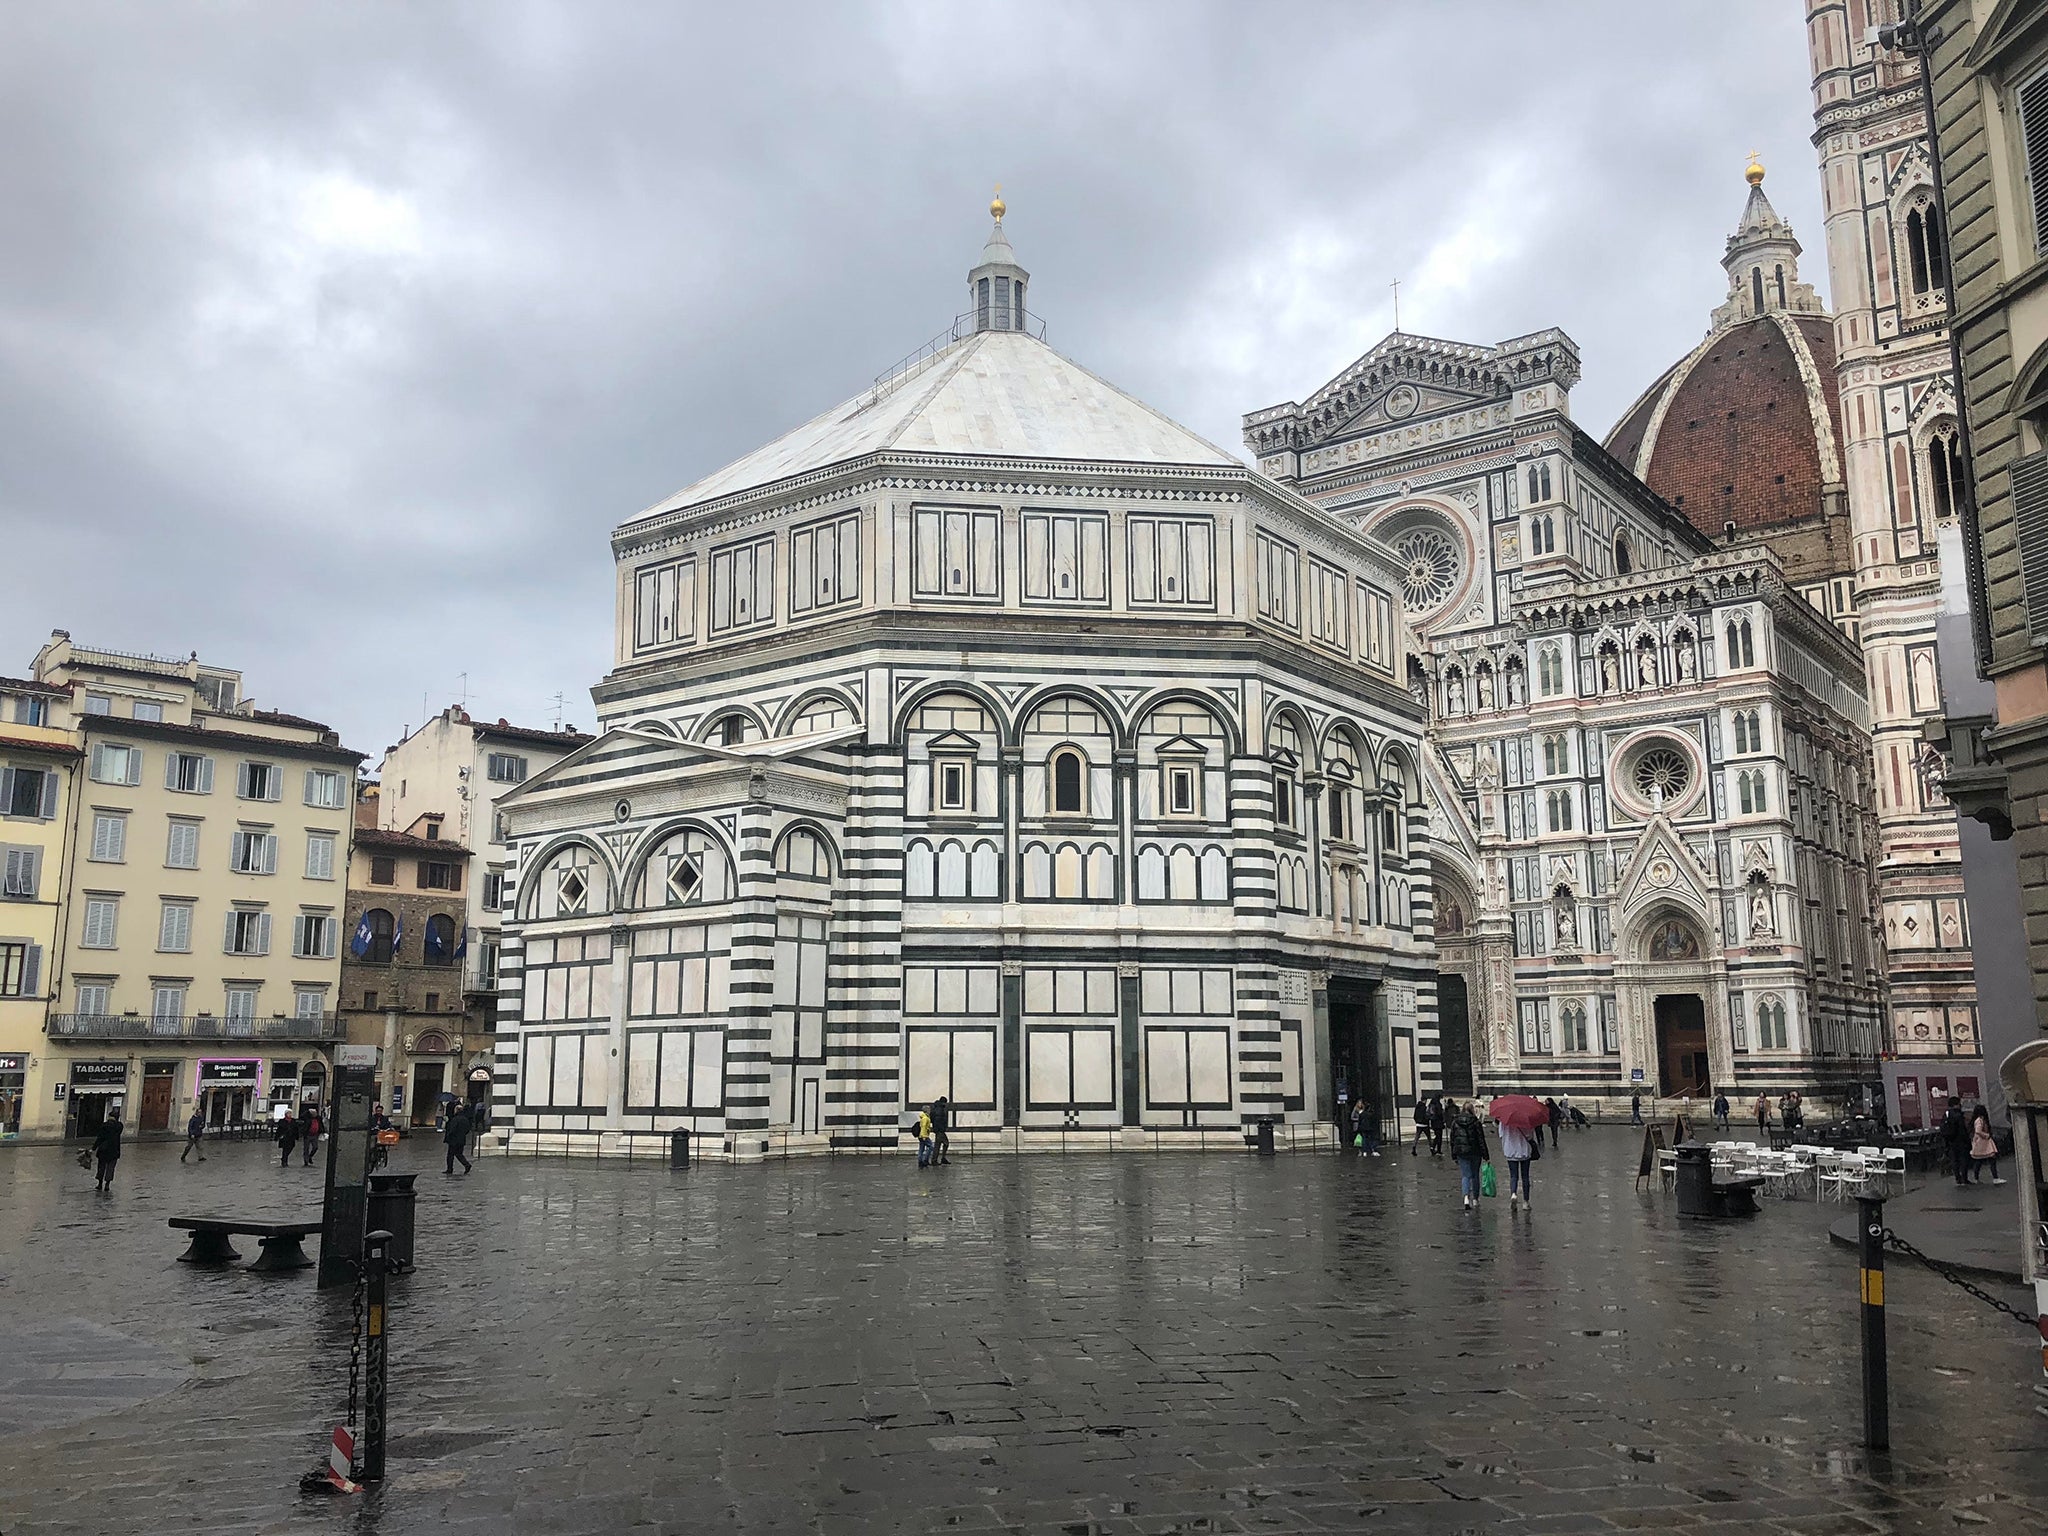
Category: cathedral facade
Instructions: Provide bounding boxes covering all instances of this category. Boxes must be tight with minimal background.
[491,212,1436,1157]
[1245,190,1886,1105]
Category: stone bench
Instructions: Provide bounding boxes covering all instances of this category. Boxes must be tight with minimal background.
[169,1217,321,1272]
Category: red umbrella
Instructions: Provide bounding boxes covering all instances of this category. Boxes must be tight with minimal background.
[1488,1094,1550,1133]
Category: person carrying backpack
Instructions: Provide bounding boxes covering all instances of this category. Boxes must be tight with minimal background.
[914,1107,934,1168]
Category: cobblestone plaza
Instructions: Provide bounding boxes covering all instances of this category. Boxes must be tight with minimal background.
[1,1132,2044,1535]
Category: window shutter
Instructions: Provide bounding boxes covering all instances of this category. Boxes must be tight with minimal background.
[166,754,181,790]
[20,943,40,997]
[303,769,316,805]
[0,768,11,810]
[2023,68,2048,257]
[262,835,277,875]
[268,770,282,803]
[2009,449,2048,643]
[124,750,141,786]
[257,912,272,955]
[37,769,55,818]
[199,756,215,793]
[236,762,251,798]
[224,909,238,952]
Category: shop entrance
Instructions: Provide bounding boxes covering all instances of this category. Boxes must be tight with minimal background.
[1326,977,1383,1120]
[71,1090,116,1140]
[139,1064,176,1132]
[1436,974,1474,1096]
[1654,994,1709,1097]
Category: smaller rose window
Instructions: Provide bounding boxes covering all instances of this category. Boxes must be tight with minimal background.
[1632,748,1691,803]
[1393,528,1462,614]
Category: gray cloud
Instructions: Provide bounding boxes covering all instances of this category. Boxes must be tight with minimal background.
[0,0,1825,759]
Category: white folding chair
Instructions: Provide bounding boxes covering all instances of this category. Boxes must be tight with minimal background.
[1657,1148,1679,1189]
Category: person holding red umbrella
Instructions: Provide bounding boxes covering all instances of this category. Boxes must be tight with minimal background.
[1488,1095,1550,1211]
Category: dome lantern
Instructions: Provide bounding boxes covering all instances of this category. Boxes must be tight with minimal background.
[968,186,1030,334]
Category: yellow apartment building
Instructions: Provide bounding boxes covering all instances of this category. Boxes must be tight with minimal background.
[24,632,364,1140]
[0,675,79,1136]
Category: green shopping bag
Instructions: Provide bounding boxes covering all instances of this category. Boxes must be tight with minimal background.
[1479,1161,1497,1198]
[1353,1134,1364,1148]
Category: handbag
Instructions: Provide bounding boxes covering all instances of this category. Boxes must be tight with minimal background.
[1528,1136,1543,1162]
[1479,1161,1497,1198]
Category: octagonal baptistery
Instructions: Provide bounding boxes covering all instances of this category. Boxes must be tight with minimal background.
[493,208,1433,1159]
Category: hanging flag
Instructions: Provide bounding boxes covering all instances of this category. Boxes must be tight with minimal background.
[455,926,470,960]
[425,921,446,963]
[349,912,373,959]
[390,914,404,959]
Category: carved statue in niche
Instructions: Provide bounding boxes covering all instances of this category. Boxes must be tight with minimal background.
[1505,662,1526,705]
[1445,670,1465,716]
[1438,900,1465,936]
[1554,889,1579,951]
[1674,637,1696,681]
[1600,648,1619,692]
[1749,879,1775,938]
[1637,644,1657,686]
[1476,666,1494,709]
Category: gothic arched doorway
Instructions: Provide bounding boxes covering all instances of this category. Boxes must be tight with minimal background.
[1437,973,1474,1096]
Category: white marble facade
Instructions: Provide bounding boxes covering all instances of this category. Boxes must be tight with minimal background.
[1247,332,1886,1101]
[495,215,1435,1156]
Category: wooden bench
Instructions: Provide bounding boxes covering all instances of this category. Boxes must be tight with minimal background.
[169,1217,321,1272]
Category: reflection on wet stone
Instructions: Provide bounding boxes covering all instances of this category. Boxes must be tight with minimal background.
[0,1131,2043,1534]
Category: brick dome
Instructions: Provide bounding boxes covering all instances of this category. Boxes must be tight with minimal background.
[1605,310,1844,537]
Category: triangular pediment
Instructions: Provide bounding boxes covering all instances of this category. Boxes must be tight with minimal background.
[1614,817,1711,916]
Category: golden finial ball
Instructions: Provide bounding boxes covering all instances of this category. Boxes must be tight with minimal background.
[991,185,1005,221]
[1746,157,1766,186]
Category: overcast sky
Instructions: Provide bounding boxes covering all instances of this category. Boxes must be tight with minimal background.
[0,2,1825,766]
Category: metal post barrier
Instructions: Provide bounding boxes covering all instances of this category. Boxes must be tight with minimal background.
[1857,1194,1889,1451]
[361,1229,392,1483]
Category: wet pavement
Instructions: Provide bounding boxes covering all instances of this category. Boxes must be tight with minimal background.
[0,1127,2044,1535]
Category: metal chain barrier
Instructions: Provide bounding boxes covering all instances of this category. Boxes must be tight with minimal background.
[344,1255,365,1433]
[1881,1226,2038,1329]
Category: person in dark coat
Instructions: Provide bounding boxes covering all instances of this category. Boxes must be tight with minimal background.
[300,1106,322,1165]
[1631,1091,1644,1126]
[1426,1093,1446,1157]
[1410,1094,1430,1156]
[444,1104,473,1174]
[180,1107,207,1163]
[1940,1099,1971,1186]
[1352,1094,1381,1156]
[275,1112,301,1167]
[1544,1097,1562,1149]
[92,1114,124,1191]
[1447,1101,1489,1210]
[929,1096,952,1166]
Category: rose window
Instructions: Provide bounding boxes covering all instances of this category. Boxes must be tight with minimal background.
[1631,748,1691,803]
[1393,528,1462,613]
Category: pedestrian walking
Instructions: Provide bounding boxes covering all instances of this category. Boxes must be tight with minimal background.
[1410,1095,1430,1156]
[1498,1118,1537,1210]
[1352,1094,1381,1156]
[929,1096,952,1165]
[1788,1090,1805,1131]
[444,1103,473,1174]
[1427,1093,1446,1157]
[1543,1097,1562,1149]
[1940,1098,1971,1186]
[1559,1092,1576,1130]
[91,1114,124,1191]
[1754,1093,1771,1134]
[180,1107,207,1163]
[1968,1105,2004,1185]
[275,1112,301,1167]
[1712,1090,1730,1133]
[301,1106,323,1165]
[914,1106,935,1167]
[1448,1100,1489,1210]
[1630,1091,1643,1127]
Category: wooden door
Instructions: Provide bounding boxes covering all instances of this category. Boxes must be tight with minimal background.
[139,1074,174,1131]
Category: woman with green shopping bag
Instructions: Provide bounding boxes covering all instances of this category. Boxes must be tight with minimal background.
[1447,1099,1491,1209]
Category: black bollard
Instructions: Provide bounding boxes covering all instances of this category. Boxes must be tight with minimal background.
[1858,1195,1889,1451]
[361,1229,392,1482]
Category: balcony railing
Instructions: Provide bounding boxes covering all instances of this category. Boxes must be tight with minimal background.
[46,1013,344,1042]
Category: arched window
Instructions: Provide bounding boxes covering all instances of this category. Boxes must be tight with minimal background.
[1529,513,1556,555]
[1326,734,1363,844]
[1757,994,1789,1049]
[1537,645,1565,698]
[1560,1002,1589,1052]
[1542,734,1567,776]
[1775,263,1787,309]
[1904,205,1946,294]
[1725,618,1755,668]
[1738,769,1768,815]
[1051,749,1085,814]
[710,712,757,747]
[788,696,855,735]
[776,827,832,883]
[1546,790,1573,832]
[1270,717,1304,830]
[1751,266,1765,313]
[424,914,457,967]
[634,827,733,909]
[1927,429,1963,524]
[361,908,395,965]
[1614,534,1633,574]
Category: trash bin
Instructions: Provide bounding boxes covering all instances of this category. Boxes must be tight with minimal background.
[1256,1118,1276,1157]
[1672,1141,1714,1218]
[366,1173,417,1271]
[670,1127,690,1168]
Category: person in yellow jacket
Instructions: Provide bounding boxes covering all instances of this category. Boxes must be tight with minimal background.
[914,1108,934,1168]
